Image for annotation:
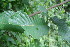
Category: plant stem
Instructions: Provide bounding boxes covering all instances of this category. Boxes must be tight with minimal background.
[29,0,70,17]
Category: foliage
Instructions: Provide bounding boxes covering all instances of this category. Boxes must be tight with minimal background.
[51,16,70,42]
[0,0,70,47]
[0,11,49,39]
[0,0,33,14]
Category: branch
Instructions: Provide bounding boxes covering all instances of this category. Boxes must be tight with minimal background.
[29,0,70,17]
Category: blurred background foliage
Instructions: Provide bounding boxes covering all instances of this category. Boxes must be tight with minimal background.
[0,0,33,14]
[0,0,70,47]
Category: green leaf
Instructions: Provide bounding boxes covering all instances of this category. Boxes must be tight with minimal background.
[7,11,49,39]
[24,25,49,39]
[58,25,70,43]
[0,11,24,33]
[23,16,49,39]
[51,16,66,26]
[51,16,70,42]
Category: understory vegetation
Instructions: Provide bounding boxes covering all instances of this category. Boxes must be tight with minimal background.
[0,0,70,47]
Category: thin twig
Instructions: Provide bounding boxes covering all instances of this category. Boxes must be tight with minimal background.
[29,0,70,17]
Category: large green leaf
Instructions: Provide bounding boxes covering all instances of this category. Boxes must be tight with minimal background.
[23,16,49,39]
[6,11,49,39]
[51,16,70,42]
[0,11,24,33]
